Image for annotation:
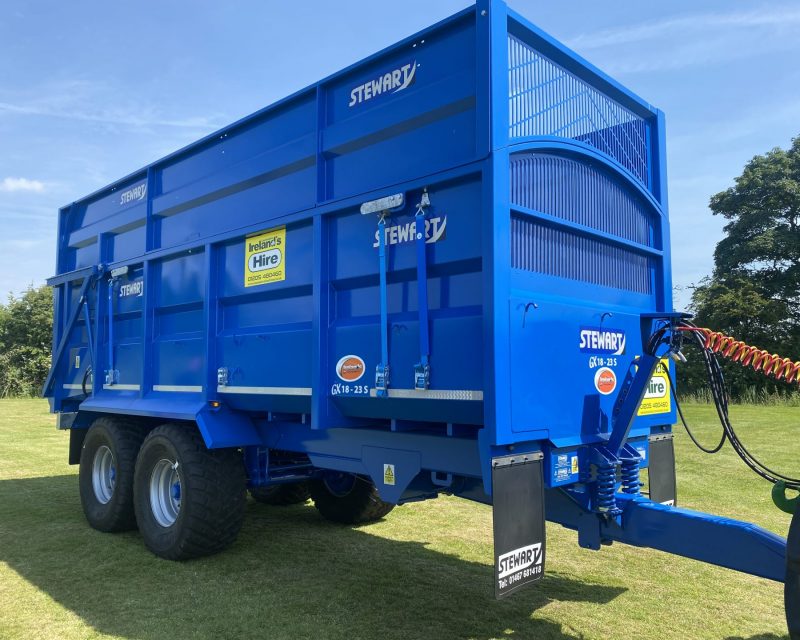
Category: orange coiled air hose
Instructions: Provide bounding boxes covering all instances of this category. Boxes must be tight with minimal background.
[689,328,800,385]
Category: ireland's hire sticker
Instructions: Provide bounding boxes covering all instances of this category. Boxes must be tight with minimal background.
[245,226,285,287]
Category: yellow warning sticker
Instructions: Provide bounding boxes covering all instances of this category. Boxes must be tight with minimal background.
[638,358,672,416]
[571,455,579,474]
[383,464,396,486]
[244,226,286,287]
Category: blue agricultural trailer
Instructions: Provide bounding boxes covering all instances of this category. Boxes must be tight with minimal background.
[43,0,799,634]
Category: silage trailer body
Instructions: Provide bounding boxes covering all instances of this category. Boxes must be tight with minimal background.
[44,0,790,608]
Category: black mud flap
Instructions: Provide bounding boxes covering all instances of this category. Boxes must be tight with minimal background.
[492,452,545,599]
[648,434,677,506]
[69,427,88,465]
[787,506,800,640]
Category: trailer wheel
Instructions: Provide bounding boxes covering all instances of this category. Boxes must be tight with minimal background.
[78,417,145,532]
[249,482,310,506]
[309,472,394,524]
[133,423,246,560]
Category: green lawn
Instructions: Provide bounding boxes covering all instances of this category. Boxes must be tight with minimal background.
[0,398,794,640]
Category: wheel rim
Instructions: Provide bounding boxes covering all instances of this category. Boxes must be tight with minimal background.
[92,445,116,504]
[323,471,357,497]
[149,459,181,527]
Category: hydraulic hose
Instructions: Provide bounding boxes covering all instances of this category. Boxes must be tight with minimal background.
[652,320,800,638]
[699,328,800,386]
[670,379,726,454]
[649,320,800,490]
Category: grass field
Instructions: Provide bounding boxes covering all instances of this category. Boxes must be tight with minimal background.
[0,398,794,640]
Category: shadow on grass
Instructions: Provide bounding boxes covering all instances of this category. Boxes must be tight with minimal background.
[0,474,626,640]
[725,636,789,640]
[725,633,789,640]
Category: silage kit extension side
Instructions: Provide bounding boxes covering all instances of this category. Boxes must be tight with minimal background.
[43,0,799,633]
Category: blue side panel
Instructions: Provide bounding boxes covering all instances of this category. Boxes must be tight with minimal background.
[152,251,205,389]
[216,219,314,413]
[326,173,485,424]
[47,0,674,459]
[493,10,674,448]
[108,265,145,389]
[322,13,478,201]
[503,144,675,444]
[55,11,481,271]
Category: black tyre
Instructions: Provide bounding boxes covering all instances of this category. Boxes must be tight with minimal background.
[787,506,800,640]
[309,472,394,524]
[78,416,145,532]
[133,423,246,560]
[249,482,310,506]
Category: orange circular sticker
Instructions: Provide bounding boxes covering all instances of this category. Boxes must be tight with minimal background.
[594,367,616,395]
[336,355,366,382]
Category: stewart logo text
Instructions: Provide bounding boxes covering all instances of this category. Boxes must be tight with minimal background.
[119,280,143,298]
[373,216,446,248]
[579,326,626,355]
[497,544,543,580]
[349,60,417,108]
[119,182,147,206]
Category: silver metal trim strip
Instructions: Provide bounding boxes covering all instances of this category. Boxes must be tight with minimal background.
[102,384,141,391]
[217,386,312,396]
[62,384,84,390]
[368,388,483,401]
[153,385,203,393]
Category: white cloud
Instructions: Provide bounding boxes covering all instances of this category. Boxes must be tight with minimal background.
[567,6,800,74]
[0,100,221,130]
[0,78,226,132]
[0,177,45,193]
[570,8,800,50]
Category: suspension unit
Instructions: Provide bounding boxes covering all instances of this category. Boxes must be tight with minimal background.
[577,314,686,519]
[564,312,800,636]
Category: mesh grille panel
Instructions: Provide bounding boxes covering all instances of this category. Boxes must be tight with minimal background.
[508,34,650,189]
[510,153,655,248]
[511,216,654,295]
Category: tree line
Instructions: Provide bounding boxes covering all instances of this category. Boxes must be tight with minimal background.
[0,285,52,397]
[2,136,798,401]
[678,135,800,401]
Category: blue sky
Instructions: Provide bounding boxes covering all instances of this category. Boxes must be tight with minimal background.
[1,1,798,309]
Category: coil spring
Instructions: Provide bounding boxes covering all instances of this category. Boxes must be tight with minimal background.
[691,328,800,385]
[596,464,618,513]
[620,458,641,495]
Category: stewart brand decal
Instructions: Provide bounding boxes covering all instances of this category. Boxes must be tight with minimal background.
[119,181,147,206]
[349,60,417,108]
[579,326,626,356]
[119,280,143,298]
[497,544,543,580]
[373,216,447,248]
